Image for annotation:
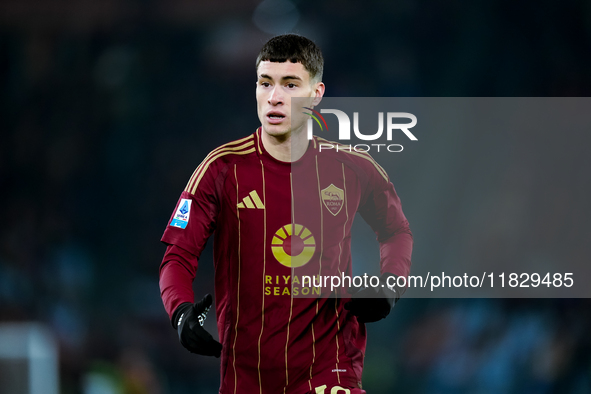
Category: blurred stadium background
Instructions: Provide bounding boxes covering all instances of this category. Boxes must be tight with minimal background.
[1,0,590,393]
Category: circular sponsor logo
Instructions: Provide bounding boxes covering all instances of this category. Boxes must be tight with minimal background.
[271,224,316,268]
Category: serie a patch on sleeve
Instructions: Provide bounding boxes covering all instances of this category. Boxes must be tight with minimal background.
[170,199,192,229]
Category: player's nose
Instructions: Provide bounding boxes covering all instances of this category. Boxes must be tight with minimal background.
[268,86,283,105]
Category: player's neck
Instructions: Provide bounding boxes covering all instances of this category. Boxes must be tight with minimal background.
[261,128,309,162]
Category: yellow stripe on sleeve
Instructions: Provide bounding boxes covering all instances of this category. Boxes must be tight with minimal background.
[184,135,254,191]
[186,143,255,194]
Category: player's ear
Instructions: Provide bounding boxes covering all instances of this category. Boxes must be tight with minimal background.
[312,82,325,106]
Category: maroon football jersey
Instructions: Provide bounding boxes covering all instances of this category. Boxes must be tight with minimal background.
[160,128,412,394]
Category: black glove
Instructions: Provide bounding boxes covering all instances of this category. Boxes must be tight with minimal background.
[344,273,403,323]
[172,294,223,357]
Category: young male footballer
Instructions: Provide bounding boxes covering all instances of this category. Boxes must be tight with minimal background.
[159,34,413,394]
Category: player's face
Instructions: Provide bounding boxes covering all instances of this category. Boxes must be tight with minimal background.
[256,61,324,138]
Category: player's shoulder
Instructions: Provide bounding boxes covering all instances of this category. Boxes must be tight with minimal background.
[314,136,389,182]
[184,132,258,194]
[206,133,258,163]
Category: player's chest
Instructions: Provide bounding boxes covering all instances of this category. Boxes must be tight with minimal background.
[220,160,361,228]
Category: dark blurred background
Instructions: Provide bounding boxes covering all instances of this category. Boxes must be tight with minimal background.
[1,0,590,393]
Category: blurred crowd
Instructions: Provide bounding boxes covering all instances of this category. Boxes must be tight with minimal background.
[393,299,591,393]
[1,0,590,393]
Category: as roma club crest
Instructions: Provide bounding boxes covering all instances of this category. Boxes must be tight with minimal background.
[321,184,345,216]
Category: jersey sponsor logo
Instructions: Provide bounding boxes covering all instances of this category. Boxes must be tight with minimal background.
[170,199,192,229]
[321,184,344,216]
[271,224,316,268]
[264,274,321,296]
[237,190,265,209]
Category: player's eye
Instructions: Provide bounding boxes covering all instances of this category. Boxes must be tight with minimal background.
[259,81,271,87]
[287,83,296,88]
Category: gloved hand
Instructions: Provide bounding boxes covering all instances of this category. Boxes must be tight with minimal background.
[344,273,402,323]
[172,294,223,357]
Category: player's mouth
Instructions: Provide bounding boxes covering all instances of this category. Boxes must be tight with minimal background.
[266,111,286,125]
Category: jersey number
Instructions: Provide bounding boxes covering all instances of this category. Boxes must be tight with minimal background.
[315,385,351,394]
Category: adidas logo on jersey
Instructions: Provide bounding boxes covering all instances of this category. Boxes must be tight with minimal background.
[237,190,265,209]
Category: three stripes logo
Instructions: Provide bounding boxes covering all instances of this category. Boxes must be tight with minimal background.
[237,190,265,209]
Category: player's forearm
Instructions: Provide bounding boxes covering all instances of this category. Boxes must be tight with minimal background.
[379,224,413,279]
[159,261,195,320]
[159,244,199,320]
